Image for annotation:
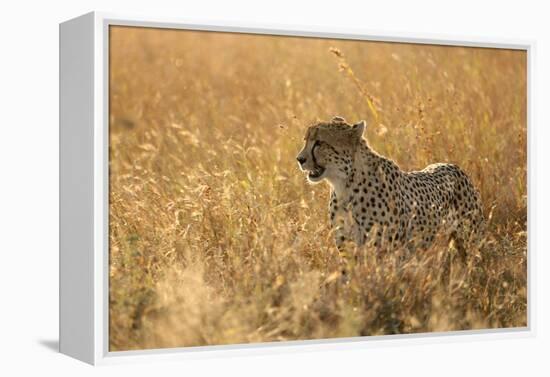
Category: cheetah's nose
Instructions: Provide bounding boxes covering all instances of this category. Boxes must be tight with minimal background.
[297,156,306,165]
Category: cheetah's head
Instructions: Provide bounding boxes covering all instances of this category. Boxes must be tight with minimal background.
[296,116,366,185]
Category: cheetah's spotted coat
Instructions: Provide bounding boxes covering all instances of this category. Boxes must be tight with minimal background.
[297,116,484,255]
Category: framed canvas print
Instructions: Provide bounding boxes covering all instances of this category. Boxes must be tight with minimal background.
[59,12,534,365]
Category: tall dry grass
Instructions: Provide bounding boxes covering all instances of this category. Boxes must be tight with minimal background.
[108,26,527,351]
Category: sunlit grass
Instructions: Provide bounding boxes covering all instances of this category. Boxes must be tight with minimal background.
[108,26,527,351]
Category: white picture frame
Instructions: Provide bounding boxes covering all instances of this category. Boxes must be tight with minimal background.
[59,11,536,365]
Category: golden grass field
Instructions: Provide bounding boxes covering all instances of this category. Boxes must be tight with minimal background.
[108,26,527,351]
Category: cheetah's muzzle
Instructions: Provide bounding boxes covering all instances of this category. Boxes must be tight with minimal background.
[307,140,325,180]
[308,166,325,180]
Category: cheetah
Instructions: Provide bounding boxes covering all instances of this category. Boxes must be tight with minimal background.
[296,116,484,257]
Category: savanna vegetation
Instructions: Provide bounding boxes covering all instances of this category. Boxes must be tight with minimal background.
[108,26,527,351]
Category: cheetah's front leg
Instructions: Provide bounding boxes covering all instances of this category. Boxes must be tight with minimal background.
[329,191,349,251]
[329,191,354,281]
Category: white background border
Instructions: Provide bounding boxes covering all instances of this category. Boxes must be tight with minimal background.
[1,0,548,375]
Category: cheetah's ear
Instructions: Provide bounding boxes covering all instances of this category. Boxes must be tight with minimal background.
[331,116,346,123]
[352,120,366,138]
